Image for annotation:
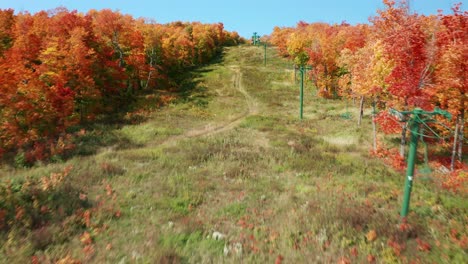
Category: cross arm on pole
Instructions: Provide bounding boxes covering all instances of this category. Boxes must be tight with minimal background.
[390,106,452,219]
[390,107,452,123]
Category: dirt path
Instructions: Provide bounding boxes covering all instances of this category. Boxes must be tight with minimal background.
[158,65,259,145]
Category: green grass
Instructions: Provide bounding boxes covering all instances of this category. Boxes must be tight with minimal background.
[0,45,467,263]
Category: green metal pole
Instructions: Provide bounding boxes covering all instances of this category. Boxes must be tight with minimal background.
[264,44,267,66]
[252,32,258,45]
[400,119,420,218]
[300,67,304,120]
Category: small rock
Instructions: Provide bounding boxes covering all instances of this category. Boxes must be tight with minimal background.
[260,195,267,201]
[223,244,230,256]
[233,242,243,256]
[431,205,442,213]
[168,221,174,228]
[212,231,226,240]
[131,250,141,260]
[316,228,328,245]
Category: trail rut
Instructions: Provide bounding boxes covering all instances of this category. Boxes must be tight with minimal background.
[157,65,259,146]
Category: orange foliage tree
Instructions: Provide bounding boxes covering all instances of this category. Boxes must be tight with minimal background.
[269,0,466,170]
[271,22,368,98]
[0,8,240,163]
[430,4,467,165]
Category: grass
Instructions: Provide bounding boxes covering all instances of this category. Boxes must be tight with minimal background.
[0,45,467,263]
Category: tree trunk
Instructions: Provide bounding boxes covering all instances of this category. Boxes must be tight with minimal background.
[144,47,155,90]
[458,110,464,162]
[399,102,409,158]
[372,100,377,152]
[113,32,125,68]
[324,65,329,96]
[451,119,459,171]
[358,95,364,126]
[80,102,84,123]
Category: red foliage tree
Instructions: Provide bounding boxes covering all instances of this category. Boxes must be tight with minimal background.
[371,0,434,109]
[0,9,15,57]
[430,4,467,166]
[0,8,239,162]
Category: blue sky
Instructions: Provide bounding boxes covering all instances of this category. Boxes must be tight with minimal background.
[0,1,463,37]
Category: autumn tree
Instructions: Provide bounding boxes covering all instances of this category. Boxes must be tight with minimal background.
[430,4,467,167]
[89,9,147,106]
[0,8,239,162]
[371,0,437,157]
[270,26,295,57]
[269,0,465,168]
[136,19,165,90]
[0,11,77,161]
[339,39,394,150]
[286,21,311,66]
[0,9,14,57]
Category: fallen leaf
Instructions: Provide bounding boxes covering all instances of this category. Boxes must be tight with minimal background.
[275,255,284,264]
[337,257,351,264]
[416,238,431,252]
[366,230,377,242]
[80,232,92,245]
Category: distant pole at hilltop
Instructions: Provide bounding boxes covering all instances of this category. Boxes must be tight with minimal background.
[251,32,260,46]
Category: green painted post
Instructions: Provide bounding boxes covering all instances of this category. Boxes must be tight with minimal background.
[264,44,267,66]
[400,112,421,218]
[252,32,258,45]
[300,66,304,120]
[389,107,451,220]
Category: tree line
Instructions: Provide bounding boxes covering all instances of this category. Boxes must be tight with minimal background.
[270,0,466,175]
[0,8,242,163]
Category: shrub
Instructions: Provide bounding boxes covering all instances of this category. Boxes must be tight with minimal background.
[0,166,87,232]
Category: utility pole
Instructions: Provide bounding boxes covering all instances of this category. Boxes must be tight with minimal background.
[252,32,260,45]
[389,107,451,219]
[264,43,267,66]
[400,116,419,218]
